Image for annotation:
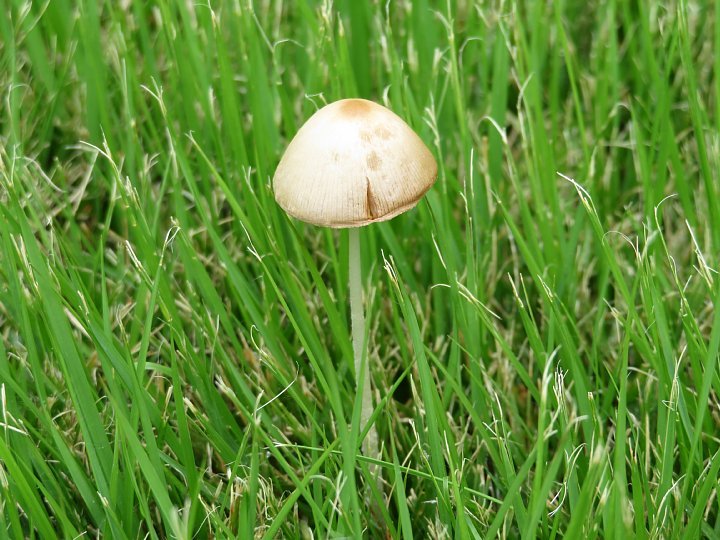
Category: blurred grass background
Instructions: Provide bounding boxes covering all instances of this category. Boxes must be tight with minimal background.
[1,0,720,537]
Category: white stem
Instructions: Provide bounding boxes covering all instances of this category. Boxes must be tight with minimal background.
[349,228,378,459]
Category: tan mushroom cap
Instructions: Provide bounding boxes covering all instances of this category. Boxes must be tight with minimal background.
[273,98,437,228]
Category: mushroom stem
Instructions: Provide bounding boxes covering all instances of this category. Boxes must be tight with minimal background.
[349,228,377,459]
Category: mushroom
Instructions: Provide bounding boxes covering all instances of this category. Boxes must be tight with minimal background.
[273,98,437,456]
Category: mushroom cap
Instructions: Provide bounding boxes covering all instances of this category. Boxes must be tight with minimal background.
[273,98,437,228]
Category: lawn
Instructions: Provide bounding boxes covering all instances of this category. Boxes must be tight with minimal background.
[1,0,720,538]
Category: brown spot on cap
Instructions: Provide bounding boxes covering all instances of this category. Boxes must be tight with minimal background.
[366,151,381,170]
[374,125,392,139]
[338,99,372,117]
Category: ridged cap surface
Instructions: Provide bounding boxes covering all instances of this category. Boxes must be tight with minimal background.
[273,99,437,228]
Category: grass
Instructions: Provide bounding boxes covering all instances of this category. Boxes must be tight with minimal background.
[1,0,720,537]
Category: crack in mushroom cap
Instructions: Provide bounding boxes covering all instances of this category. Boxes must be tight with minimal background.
[273,99,438,228]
